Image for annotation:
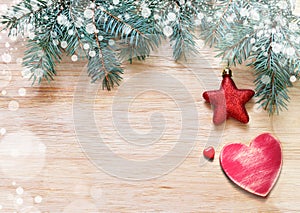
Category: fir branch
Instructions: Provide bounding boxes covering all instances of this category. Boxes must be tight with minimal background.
[94,30,110,82]
[98,6,145,40]
[67,4,87,57]
[87,46,123,90]
[170,4,198,60]
[1,0,300,115]
[216,27,259,65]
[1,0,54,33]
[202,0,233,47]
[22,6,63,84]
[252,34,291,114]
[23,36,62,84]
[86,3,123,90]
[96,2,161,62]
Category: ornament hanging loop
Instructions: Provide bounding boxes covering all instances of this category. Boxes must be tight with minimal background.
[222,67,232,77]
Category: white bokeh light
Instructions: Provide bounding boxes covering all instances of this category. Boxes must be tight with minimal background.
[89,50,96,57]
[63,199,98,212]
[0,69,12,88]
[60,41,68,49]
[8,100,19,111]
[21,68,32,79]
[113,0,119,5]
[84,9,94,19]
[163,26,173,37]
[0,128,6,136]
[86,23,96,34]
[90,186,103,200]
[18,88,26,96]
[141,7,151,18]
[290,75,297,83]
[0,131,46,180]
[83,43,90,50]
[261,75,271,84]
[19,206,41,213]
[1,90,7,95]
[167,12,177,22]
[34,195,42,204]
[16,187,24,195]
[2,53,12,63]
[71,55,78,62]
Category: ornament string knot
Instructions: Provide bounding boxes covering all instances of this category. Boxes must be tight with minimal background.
[203,68,255,125]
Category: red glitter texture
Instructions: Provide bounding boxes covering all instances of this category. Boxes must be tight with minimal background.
[203,74,255,125]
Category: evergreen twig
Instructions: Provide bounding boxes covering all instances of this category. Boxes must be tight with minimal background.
[1,0,300,114]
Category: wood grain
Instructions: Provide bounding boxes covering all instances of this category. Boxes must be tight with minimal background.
[0,1,300,212]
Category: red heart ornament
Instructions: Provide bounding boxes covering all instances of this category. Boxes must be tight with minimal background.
[220,133,282,197]
[203,146,215,160]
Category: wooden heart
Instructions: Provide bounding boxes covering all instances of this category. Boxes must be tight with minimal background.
[220,133,282,197]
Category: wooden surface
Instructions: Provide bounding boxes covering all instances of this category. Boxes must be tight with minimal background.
[0,2,300,212]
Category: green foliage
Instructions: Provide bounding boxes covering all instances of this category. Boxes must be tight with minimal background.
[97,2,162,62]
[201,0,300,114]
[170,5,198,60]
[1,0,300,114]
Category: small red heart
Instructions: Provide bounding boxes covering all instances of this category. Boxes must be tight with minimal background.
[203,146,215,160]
[220,133,282,197]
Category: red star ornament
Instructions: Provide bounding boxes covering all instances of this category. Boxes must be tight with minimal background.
[203,69,255,125]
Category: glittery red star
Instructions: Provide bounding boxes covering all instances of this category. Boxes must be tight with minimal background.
[203,73,255,125]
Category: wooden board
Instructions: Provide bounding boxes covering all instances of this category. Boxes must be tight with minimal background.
[0,1,300,212]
